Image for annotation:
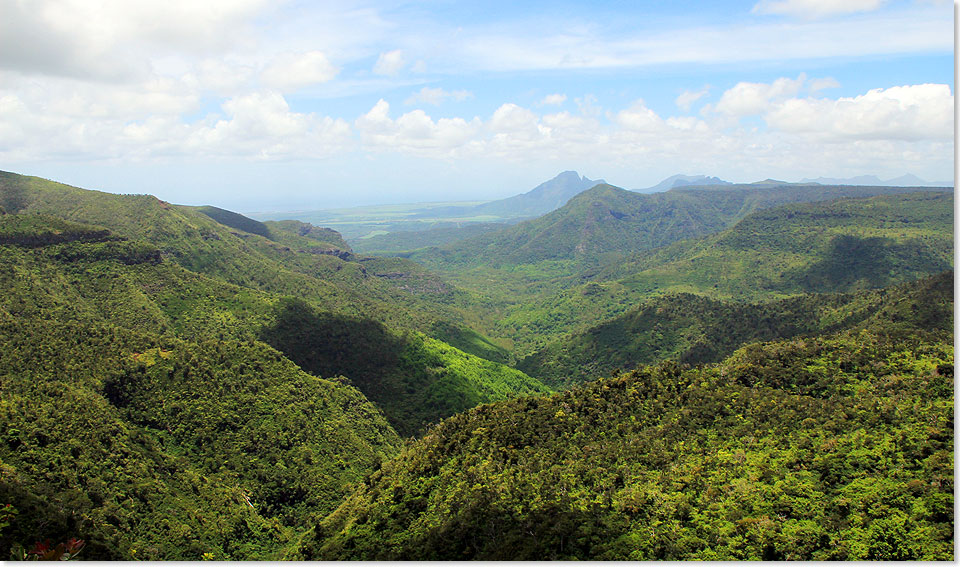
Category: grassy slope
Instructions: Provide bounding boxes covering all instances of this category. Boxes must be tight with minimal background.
[298,327,954,560]
[519,271,953,387]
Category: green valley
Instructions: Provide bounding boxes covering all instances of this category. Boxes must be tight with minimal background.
[0,170,952,561]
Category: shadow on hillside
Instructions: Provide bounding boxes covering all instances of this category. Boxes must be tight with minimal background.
[790,234,950,292]
[259,298,407,400]
[0,175,28,214]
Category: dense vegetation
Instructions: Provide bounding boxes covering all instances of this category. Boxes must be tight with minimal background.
[0,317,401,560]
[299,328,953,560]
[259,297,550,436]
[520,271,953,387]
[0,210,543,436]
[0,171,505,361]
[0,170,953,560]
[495,191,953,355]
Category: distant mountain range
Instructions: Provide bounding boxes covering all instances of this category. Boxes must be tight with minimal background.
[415,170,605,220]
[634,174,732,193]
[633,173,952,194]
[408,182,951,270]
[800,174,952,187]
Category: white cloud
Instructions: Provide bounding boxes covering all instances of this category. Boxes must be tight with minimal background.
[489,104,541,137]
[675,88,709,111]
[764,83,954,141]
[179,92,354,159]
[540,94,567,106]
[355,99,482,156]
[711,75,807,117]
[260,51,338,92]
[0,0,270,80]
[0,81,352,162]
[373,49,406,76]
[404,87,473,105]
[752,0,887,19]
[615,100,665,132]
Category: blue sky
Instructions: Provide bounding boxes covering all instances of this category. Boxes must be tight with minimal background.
[0,0,954,211]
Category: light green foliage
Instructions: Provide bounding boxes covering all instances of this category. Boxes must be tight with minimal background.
[259,298,551,436]
[302,329,953,561]
[0,171,505,361]
[497,192,953,355]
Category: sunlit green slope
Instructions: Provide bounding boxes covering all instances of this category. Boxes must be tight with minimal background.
[497,191,953,355]
[0,170,506,361]
[297,328,954,561]
[0,211,548,436]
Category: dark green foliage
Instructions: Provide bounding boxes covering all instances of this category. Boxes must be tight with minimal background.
[521,271,953,387]
[0,318,401,560]
[260,298,550,436]
[301,329,953,560]
[197,205,275,240]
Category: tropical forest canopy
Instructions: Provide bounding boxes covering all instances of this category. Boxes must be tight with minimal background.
[0,169,952,560]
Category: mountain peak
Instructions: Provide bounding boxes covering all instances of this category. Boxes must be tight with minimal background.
[470,171,607,218]
[553,170,583,181]
[636,174,731,193]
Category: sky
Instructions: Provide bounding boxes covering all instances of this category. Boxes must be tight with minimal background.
[0,0,954,211]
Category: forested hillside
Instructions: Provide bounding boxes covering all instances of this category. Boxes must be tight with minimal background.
[496,191,953,355]
[0,316,401,560]
[0,171,505,361]
[0,210,547,436]
[299,327,954,560]
[0,170,952,561]
[401,183,949,299]
[520,271,953,387]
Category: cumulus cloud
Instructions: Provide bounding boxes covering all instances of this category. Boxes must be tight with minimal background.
[0,0,269,80]
[355,99,482,156]
[404,87,473,105]
[187,92,353,159]
[752,0,887,19]
[373,50,406,76]
[0,81,351,162]
[764,83,953,141]
[710,74,807,117]
[260,51,339,92]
